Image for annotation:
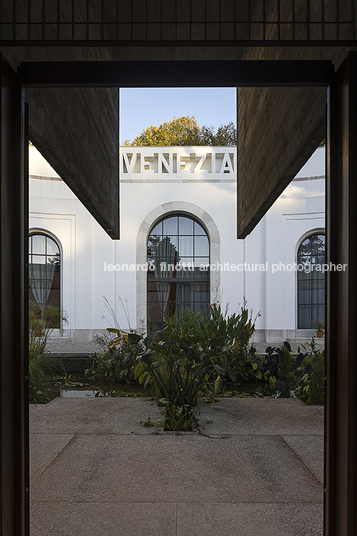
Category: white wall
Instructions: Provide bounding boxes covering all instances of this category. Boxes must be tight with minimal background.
[29,145,325,342]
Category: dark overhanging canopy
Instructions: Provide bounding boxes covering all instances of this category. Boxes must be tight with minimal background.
[20,60,334,88]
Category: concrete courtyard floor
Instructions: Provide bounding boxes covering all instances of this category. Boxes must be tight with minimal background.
[30,397,324,536]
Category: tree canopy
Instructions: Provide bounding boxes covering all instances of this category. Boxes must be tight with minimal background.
[122,115,237,147]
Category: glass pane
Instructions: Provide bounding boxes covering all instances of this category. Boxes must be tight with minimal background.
[147,265,156,278]
[47,255,59,266]
[176,257,194,279]
[28,236,32,254]
[151,222,162,236]
[311,280,325,304]
[152,260,174,279]
[47,237,59,256]
[155,282,172,311]
[311,235,325,255]
[297,253,309,264]
[32,234,46,255]
[311,265,324,280]
[178,283,193,305]
[194,283,209,303]
[179,236,193,256]
[194,221,206,235]
[166,236,179,251]
[163,216,178,235]
[313,306,325,324]
[147,281,158,292]
[31,255,46,264]
[147,237,158,262]
[195,236,209,256]
[196,257,209,267]
[195,258,210,278]
[52,269,60,284]
[298,281,311,305]
[298,305,311,328]
[298,266,311,280]
[152,237,177,262]
[179,217,193,234]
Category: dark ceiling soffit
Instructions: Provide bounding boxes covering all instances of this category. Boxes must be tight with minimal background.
[19,60,334,88]
[3,39,357,48]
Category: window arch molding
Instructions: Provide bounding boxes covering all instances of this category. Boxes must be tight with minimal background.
[136,202,220,332]
[29,228,63,329]
[296,227,325,331]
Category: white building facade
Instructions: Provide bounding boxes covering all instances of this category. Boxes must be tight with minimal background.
[29,145,325,343]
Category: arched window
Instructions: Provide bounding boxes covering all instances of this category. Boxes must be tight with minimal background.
[29,232,61,328]
[147,215,210,330]
[297,233,325,329]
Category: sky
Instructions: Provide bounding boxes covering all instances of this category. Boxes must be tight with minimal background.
[120,88,236,144]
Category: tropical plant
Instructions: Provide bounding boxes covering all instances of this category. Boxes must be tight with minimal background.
[29,345,54,403]
[122,115,237,146]
[29,302,67,403]
[262,342,306,398]
[135,304,256,430]
[159,398,194,432]
[296,339,325,405]
[29,317,54,403]
[86,328,143,384]
[228,307,259,383]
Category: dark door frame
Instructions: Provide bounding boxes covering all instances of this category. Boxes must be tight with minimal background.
[1,54,356,535]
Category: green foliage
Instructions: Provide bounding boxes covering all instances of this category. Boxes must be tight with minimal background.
[29,349,54,403]
[122,115,237,147]
[228,308,259,383]
[201,122,237,146]
[261,339,325,404]
[134,304,256,430]
[86,328,143,384]
[159,398,194,431]
[296,340,325,405]
[29,316,53,403]
[29,302,68,403]
[262,342,307,398]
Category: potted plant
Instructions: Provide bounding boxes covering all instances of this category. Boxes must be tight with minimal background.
[313,318,325,338]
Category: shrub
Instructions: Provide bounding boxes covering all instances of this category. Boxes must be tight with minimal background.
[86,328,143,384]
[29,318,53,403]
[296,340,325,405]
[262,342,306,398]
[135,303,257,430]
[29,302,67,403]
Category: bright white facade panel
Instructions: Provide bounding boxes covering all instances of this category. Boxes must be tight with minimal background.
[29,145,325,342]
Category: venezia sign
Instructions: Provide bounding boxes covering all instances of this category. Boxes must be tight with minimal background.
[120,147,236,178]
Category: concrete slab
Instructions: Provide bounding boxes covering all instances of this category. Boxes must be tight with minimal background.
[30,433,74,482]
[281,435,324,484]
[177,503,323,536]
[197,398,324,436]
[30,397,162,435]
[31,502,177,536]
[31,434,322,504]
[30,397,324,535]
